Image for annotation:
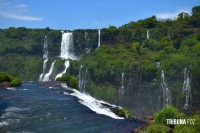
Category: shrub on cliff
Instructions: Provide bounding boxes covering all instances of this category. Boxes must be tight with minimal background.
[0,71,12,82]
[154,106,184,125]
[56,74,78,89]
[0,71,22,87]
[141,124,168,133]
[174,115,200,133]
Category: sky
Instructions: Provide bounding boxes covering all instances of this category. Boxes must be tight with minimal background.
[0,0,199,30]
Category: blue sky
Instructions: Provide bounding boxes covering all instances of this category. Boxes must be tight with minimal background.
[0,0,199,30]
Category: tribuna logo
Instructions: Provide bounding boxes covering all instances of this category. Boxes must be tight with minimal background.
[167,119,195,125]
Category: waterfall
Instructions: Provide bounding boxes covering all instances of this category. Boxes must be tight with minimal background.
[43,35,48,58]
[147,30,150,39]
[161,70,171,107]
[78,65,88,92]
[85,31,88,45]
[98,29,101,48]
[168,29,171,39]
[85,31,91,53]
[39,36,48,81]
[42,60,56,82]
[128,65,131,86]
[120,71,125,96]
[183,67,191,109]
[39,59,48,81]
[83,67,88,91]
[55,60,70,80]
[78,64,83,90]
[60,31,75,60]
[55,31,76,80]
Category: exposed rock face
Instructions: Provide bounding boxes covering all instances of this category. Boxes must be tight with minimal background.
[0,82,11,88]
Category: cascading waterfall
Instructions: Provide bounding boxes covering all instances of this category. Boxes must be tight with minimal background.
[39,59,48,81]
[120,71,125,96]
[55,31,76,79]
[55,60,70,80]
[168,29,171,39]
[85,31,91,53]
[128,65,131,86]
[83,67,88,91]
[78,65,88,92]
[183,67,191,109]
[39,36,48,81]
[147,30,150,39]
[161,70,171,107]
[42,60,56,82]
[78,64,83,90]
[98,29,101,48]
[60,31,75,60]
[43,35,48,58]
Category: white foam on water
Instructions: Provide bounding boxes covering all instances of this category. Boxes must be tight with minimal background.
[63,92,70,95]
[21,89,28,91]
[61,83,123,119]
[5,107,29,112]
[0,121,9,127]
[1,112,24,119]
[6,87,16,90]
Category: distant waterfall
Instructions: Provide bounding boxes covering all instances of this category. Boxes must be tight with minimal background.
[55,31,76,79]
[43,35,48,58]
[98,29,101,48]
[78,65,83,90]
[128,65,131,86]
[55,60,70,80]
[39,36,48,81]
[119,71,125,96]
[60,31,75,60]
[161,70,171,107]
[42,60,56,82]
[78,65,88,92]
[85,31,91,53]
[183,67,191,109]
[147,30,150,39]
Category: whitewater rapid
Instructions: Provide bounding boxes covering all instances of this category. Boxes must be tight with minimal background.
[61,83,123,119]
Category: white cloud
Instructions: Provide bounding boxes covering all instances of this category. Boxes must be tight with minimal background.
[0,0,43,21]
[156,9,191,20]
[18,4,27,8]
[0,12,43,21]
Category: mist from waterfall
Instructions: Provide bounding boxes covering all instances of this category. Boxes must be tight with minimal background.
[183,67,191,109]
[39,36,48,81]
[161,70,171,107]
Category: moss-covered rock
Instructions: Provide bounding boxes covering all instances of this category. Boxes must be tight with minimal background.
[115,108,132,118]
[56,74,78,89]
[0,71,22,87]
[11,78,22,87]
